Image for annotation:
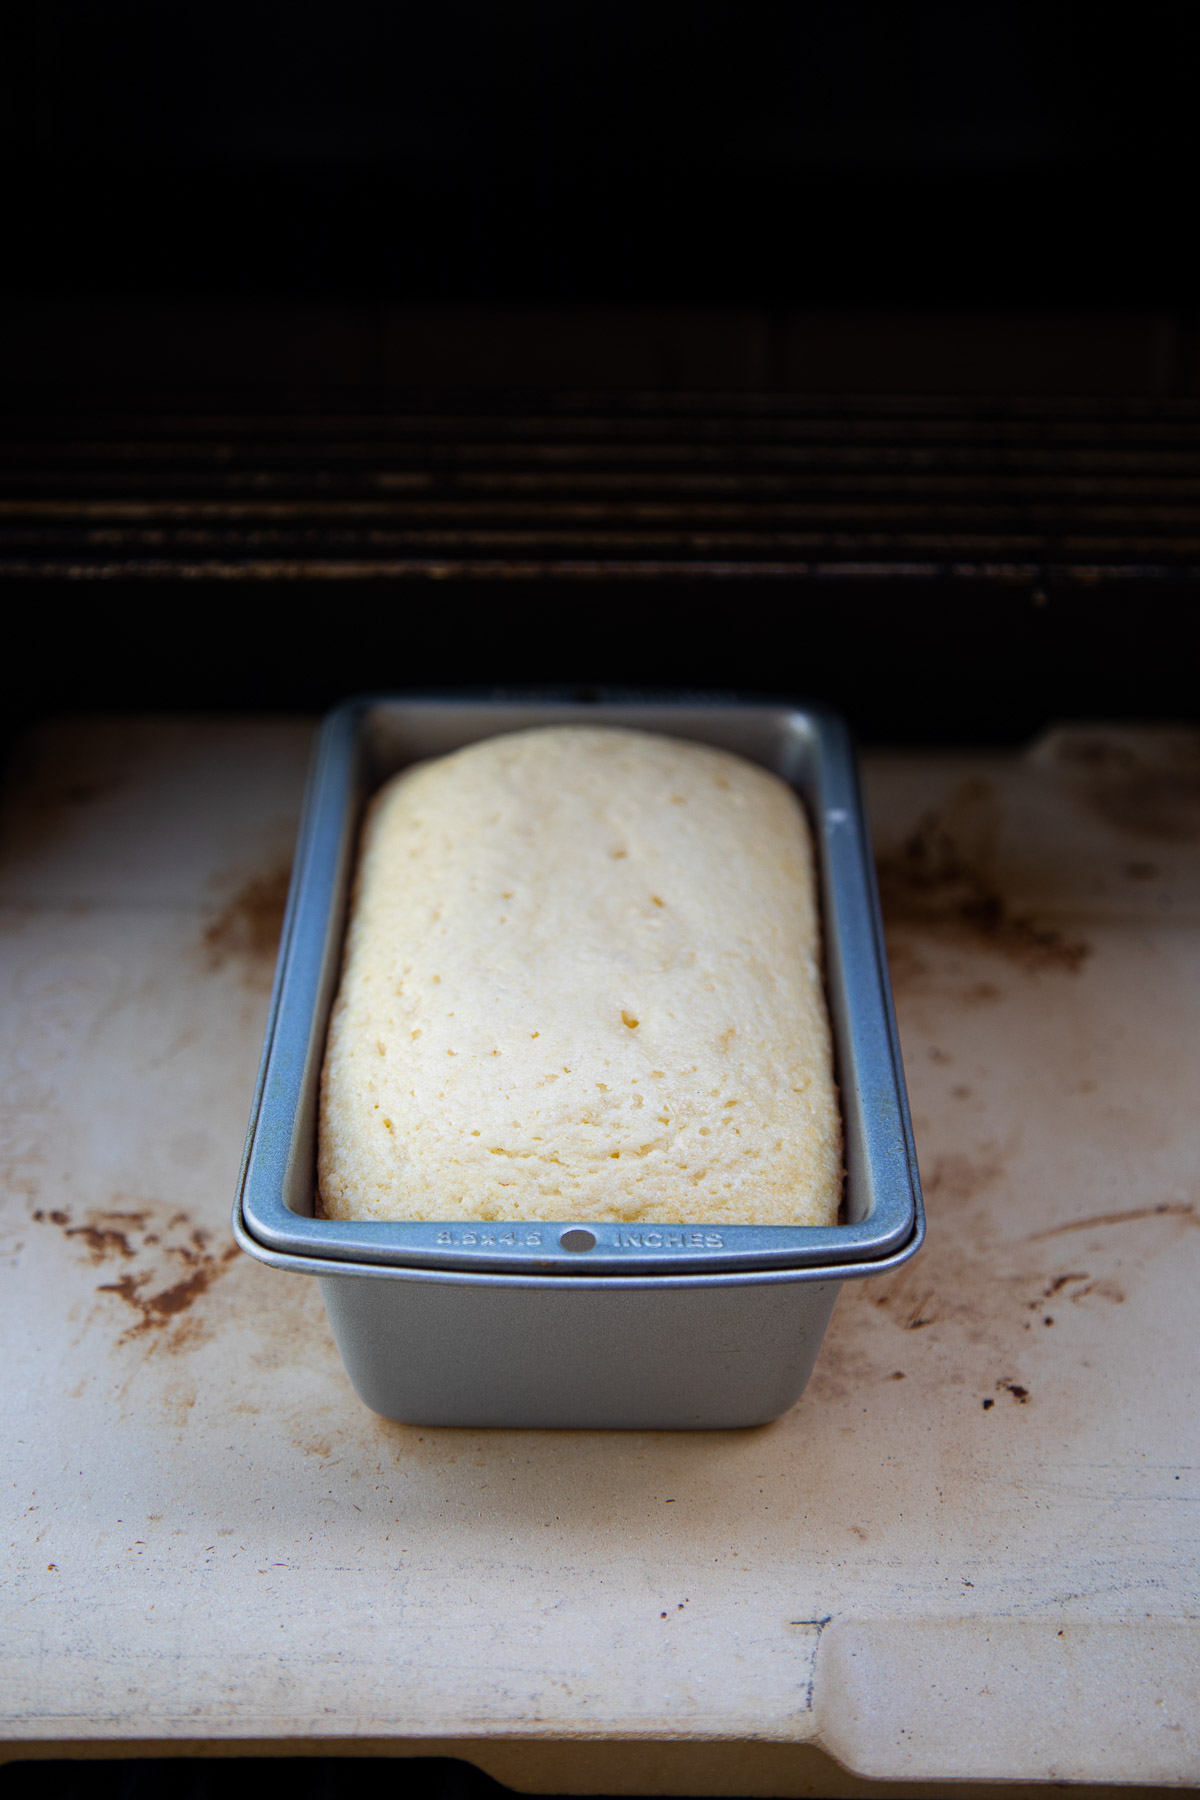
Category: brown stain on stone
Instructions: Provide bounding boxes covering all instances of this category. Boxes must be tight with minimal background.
[877,787,1090,974]
[1043,1271,1090,1295]
[32,1199,242,1348]
[1024,1268,1129,1312]
[814,1176,1197,1416]
[1051,731,1200,843]
[64,1222,137,1263]
[903,1293,937,1330]
[202,862,291,985]
[816,742,1198,1438]
[1070,1277,1127,1306]
[98,1247,240,1338]
[881,939,929,994]
[34,1204,149,1266]
[923,1151,1005,1205]
[1030,1201,1196,1240]
[998,1380,1030,1403]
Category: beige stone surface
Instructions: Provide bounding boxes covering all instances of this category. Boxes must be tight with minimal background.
[1,716,1197,1792]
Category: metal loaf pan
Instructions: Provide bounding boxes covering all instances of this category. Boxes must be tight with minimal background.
[234,695,923,1428]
